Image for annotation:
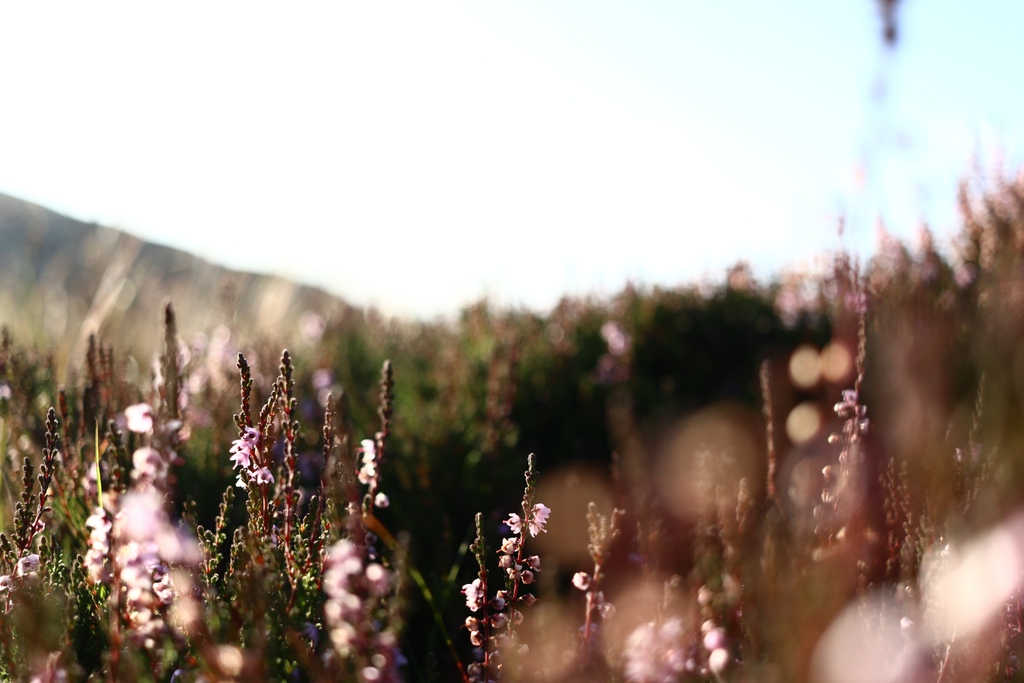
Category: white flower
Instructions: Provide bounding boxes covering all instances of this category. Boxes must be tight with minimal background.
[17,553,40,577]
[572,571,591,591]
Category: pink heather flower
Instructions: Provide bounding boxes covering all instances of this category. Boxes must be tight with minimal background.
[125,403,154,433]
[572,572,591,591]
[254,467,274,485]
[499,537,520,555]
[505,513,523,535]
[131,447,166,482]
[374,492,390,508]
[119,492,166,543]
[703,627,727,652]
[462,578,485,612]
[358,439,378,485]
[229,427,259,470]
[529,503,550,537]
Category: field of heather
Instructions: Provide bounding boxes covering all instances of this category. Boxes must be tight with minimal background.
[4,173,1024,682]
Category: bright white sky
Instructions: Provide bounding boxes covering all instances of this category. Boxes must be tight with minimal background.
[1,1,1022,316]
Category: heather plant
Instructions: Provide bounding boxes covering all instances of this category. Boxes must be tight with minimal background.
[11,168,1024,681]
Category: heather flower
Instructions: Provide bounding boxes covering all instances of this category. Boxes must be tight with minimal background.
[529,503,550,537]
[125,403,155,433]
[358,439,378,486]
[254,466,274,485]
[229,427,259,470]
[463,578,485,612]
[322,539,402,679]
[132,447,167,484]
[505,504,550,537]
[17,553,40,577]
[84,507,113,583]
[708,647,731,676]
[572,571,591,590]
[374,492,390,509]
[703,626,727,651]
[506,512,523,536]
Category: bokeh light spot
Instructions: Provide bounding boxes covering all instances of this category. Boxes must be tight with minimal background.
[820,342,853,383]
[785,402,820,444]
[789,344,821,389]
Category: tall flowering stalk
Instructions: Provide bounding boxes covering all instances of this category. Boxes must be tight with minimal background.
[463,454,549,682]
[231,353,276,537]
[326,360,400,675]
[573,503,623,665]
[820,314,870,550]
[83,402,200,680]
[321,538,402,682]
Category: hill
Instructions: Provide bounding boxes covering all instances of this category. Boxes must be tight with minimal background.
[0,192,354,369]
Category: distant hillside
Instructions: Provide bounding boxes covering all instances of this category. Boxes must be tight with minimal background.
[0,192,355,370]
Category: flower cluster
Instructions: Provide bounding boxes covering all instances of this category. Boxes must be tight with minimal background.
[505,503,550,539]
[84,506,113,584]
[0,552,41,600]
[125,403,185,493]
[358,438,389,508]
[229,426,274,488]
[111,492,202,649]
[833,388,869,436]
[463,488,549,682]
[700,618,732,678]
[322,539,402,682]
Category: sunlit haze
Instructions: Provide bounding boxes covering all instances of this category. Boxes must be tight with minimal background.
[2,2,1023,316]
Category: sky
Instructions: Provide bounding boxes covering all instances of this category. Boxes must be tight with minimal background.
[1,1,1023,317]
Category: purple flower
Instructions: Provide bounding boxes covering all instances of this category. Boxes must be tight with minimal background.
[229,427,259,470]
[254,467,274,485]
